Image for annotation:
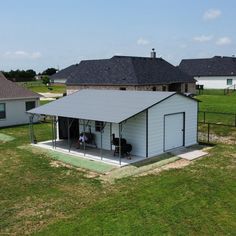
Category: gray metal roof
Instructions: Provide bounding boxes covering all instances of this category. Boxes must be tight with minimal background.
[28,90,179,123]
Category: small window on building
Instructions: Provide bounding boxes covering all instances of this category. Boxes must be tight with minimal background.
[185,83,188,93]
[162,86,166,91]
[227,79,233,86]
[0,103,6,119]
[120,87,126,90]
[25,101,36,111]
[152,87,156,91]
[95,121,104,132]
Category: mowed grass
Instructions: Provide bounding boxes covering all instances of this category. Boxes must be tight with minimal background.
[197,91,236,113]
[18,81,66,94]
[196,90,236,138]
[0,124,236,235]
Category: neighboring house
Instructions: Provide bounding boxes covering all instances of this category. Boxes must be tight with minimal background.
[179,56,236,89]
[50,65,78,84]
[0,72,41,127]
[52,51,196,94]
[28,89,198,166]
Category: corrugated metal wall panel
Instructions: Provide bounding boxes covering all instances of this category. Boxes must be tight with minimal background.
[148,94,197,157]
[79,121,111,150]
[122,111,146,157]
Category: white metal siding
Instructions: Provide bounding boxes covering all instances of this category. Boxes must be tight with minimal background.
[0,98,39,127]
[122,111,146,157]
[79,120,111,150]
[196,76,236,89]
[148,94,197,157]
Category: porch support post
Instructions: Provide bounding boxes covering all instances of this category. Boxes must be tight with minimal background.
[31,114,36,144]
[110,123,112,150]
[54,117,57,149]
[51,116,55,149]
[119,123,121,165]
[83,119,85,156]
[29,115,33,144]
[146,109,148,158]
[100,126,103,160]
[78,119,80,149]
[67,118,70,152]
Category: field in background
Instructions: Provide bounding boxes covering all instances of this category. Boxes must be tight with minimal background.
[18,81,66,94]
[196,89,236,143]
[196,90,236,113]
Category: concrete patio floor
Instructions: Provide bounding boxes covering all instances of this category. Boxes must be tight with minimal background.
[33,140,146,166]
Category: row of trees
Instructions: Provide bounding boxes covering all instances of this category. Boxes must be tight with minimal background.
[2,68,57,82]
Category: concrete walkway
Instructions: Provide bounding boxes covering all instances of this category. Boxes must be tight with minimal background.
[170,147,208,160]
[39,92,63,101]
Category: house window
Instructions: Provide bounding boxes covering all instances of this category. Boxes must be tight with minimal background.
[152,87,156,91]
[0,103,6,119]
[185,83,188,93]
[25,101,36,111]
[162,86,166,91]
[120,87,126,90]
[227,79,233,86]
[95,121,104,132]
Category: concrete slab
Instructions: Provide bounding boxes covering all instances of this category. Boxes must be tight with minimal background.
[170,148,208,160]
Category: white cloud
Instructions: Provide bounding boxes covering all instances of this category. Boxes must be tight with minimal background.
[193,35,213,43]
[137,38,150,45]
[4,50,42,59]
[216,37,232,45]
[203,9,221,20]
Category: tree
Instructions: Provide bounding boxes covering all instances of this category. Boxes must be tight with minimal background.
[2,69,36,82]
[42,68,57,76]
[42,76,50,85]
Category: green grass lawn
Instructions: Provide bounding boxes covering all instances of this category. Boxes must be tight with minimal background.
[18,81,66,94]
[196,90,236,113]
[196,90,236,138]
[0,124,236,235]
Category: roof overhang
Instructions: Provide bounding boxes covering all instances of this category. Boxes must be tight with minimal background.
[28,90,197,124]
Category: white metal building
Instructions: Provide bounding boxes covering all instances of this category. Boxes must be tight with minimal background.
[0,73,40,127]
[28,90,198,165]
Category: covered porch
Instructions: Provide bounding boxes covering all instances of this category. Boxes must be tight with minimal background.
[33,139,145,166]
[27,90,171,166]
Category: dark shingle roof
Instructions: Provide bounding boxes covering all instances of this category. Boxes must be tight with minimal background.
[0,72,40,100]
[62,56,194,85]
[179,56,236,77]
[50,64,78,80]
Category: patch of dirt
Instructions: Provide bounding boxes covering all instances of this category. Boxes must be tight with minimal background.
[198,132,236,145]
[136,159,191,177]
[49,160,101,178]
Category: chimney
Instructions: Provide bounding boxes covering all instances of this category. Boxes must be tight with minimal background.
[150,48,156,58]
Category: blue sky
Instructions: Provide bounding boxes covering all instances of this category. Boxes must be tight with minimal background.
[0,0,235,72]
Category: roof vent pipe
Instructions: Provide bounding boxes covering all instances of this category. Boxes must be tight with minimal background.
[150,48,156,58]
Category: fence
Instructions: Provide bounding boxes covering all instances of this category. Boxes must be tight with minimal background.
[224,84,236,95]
[198,111,236,144]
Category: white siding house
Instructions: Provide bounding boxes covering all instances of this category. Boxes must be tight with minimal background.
[0,72,41,127]
[28,90,198,165]
[195,76,236,89]
[0,98,40,127]
[179,56,236,89]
